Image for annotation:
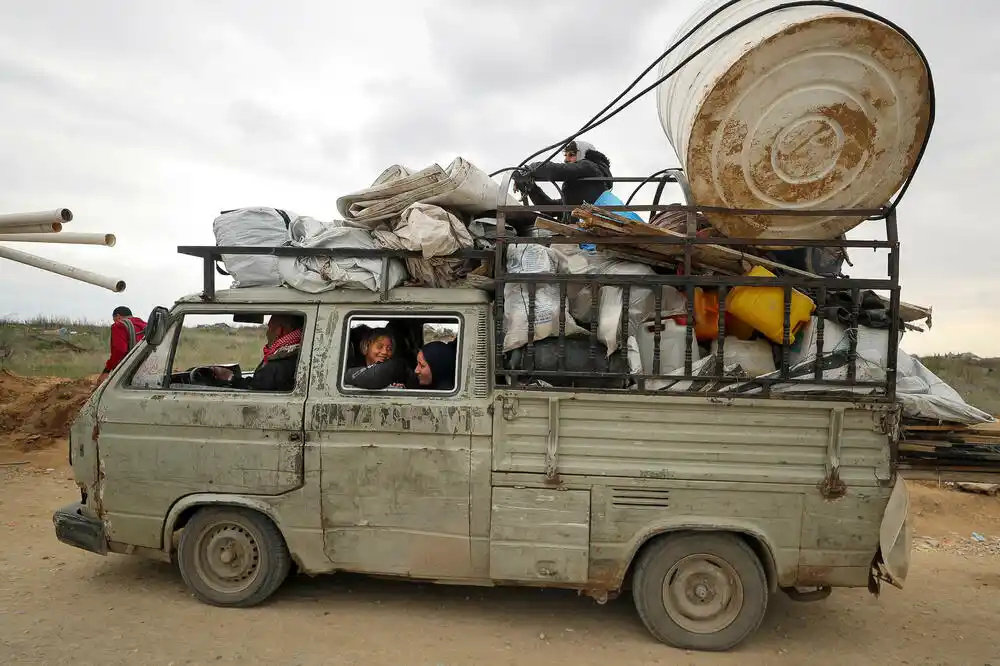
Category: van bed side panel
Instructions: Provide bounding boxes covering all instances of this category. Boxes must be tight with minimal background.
[493,394,891,485]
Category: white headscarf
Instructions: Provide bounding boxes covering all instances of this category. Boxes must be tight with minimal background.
[570,140,597,161]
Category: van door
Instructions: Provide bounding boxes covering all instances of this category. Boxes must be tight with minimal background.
[307,304,493,580]
[94,305,317,549]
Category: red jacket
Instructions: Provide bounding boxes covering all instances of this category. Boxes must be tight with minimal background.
[104,316,147,372]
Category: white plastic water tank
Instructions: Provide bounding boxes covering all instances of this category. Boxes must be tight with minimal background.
[656,0,931,242]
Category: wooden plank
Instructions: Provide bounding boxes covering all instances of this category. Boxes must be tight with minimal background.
[573,204,769,275]
[900,439,954,449]
[958,436,1000,446]
[532,217,680,268]
[968,421,1000,434]
[899,468,1000,484]
[902,424,968,433]
[898,443,940,453]
[532,217,589,237]
[874,294,932,325]
[604,249,677,270]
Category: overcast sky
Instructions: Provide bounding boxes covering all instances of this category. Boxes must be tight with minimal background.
[0,0,996,356]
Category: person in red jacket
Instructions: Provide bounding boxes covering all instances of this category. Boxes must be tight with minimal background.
[97,306,146,383]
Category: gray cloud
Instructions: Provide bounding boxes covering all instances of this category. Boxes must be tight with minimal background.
[421,0,670,95]
[228,100,298,143]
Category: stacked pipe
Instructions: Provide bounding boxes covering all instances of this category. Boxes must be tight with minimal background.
[0,208,126,292]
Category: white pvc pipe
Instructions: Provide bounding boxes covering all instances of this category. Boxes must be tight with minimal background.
[0,209,72,230]
[0,245,126,292]
[0,222,63,234]
[0,232,116,246]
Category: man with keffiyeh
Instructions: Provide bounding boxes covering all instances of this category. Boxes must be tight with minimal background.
[211,314,304,391]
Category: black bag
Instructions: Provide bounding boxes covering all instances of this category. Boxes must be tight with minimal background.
[504,337,630,389]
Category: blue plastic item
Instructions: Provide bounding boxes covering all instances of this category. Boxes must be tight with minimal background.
[575,191,644,250]
[594,190,645,223]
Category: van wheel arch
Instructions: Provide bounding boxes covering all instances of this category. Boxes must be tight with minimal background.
[624,529,778,594]
[164,497,285,558]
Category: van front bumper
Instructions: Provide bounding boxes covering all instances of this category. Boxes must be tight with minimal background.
[53,503,108,555]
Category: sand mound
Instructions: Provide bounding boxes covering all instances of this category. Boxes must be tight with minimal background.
[0,371,95,452]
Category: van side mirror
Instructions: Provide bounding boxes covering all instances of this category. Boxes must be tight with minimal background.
[144,306,170,347]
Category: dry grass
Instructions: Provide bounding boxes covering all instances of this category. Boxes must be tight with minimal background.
[917,354,1000,416]
[0,317,264,378]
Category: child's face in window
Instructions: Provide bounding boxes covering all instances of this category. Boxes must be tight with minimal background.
[364,335,393,365]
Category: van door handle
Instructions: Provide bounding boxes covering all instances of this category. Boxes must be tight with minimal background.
[289,433,302,442]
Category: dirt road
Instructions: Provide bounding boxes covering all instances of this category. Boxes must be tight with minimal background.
[1,465,998,666]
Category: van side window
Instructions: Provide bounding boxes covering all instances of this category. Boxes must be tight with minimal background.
[340,315,461,393]
[128,312,306,393]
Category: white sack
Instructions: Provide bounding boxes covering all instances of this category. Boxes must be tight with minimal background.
[212,207,295,287]
[469,218,497,250]
[729,337,995,425]
[597,260,658,355]
[277,216,406,293]
[895,352,994,424]
[336,158,520,227]
[553,246,683,355]
[710,338,776,378]
[503,244,585,352]
[371,203,474,288]
[788,317,898,378]
[637,320,701,390]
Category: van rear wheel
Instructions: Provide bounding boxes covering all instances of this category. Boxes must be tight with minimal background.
[177,507,290,607]
[632,533,768,651]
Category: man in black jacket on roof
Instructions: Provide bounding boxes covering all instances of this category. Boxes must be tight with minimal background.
[514,140,613,215]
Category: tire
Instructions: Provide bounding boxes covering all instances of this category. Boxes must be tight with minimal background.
[177,507,291,608]
[631,532,768,651]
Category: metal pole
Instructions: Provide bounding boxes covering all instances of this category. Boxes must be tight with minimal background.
[0,209,72,230]
[0,232,115,246]
[885,208,901,401]
[0,245,125,292]
[0,222,63,234]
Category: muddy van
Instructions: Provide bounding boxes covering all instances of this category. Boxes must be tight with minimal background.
[53,177,911,652]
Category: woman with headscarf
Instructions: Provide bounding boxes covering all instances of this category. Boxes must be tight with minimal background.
[344,328,410,389]
[410,340,458,391]
[514,140,613,214]
[513,140,642,250]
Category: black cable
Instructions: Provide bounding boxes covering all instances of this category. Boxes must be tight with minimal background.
[539,1,935,174]
[488,0,748,180]
[518,0,747,170]
[538,0,752,169]
[506,0,935,211]
[625,169,673,205]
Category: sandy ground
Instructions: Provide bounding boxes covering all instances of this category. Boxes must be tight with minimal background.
[1,459,998,666]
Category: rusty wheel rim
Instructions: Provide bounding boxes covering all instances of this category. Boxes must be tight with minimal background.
[661,553,744,635]
[194,521,262,594]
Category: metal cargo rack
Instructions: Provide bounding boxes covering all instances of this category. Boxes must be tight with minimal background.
[178,169,904,403]
[488,168,903,402]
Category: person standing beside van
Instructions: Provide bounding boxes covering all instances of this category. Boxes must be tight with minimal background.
[97,306,146,384]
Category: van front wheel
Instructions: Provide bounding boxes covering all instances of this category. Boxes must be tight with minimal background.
[177,507,291,607]
[632,533,768,651]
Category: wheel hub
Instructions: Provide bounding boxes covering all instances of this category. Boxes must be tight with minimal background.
[195,523,262,593]
[662,554,744,634]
